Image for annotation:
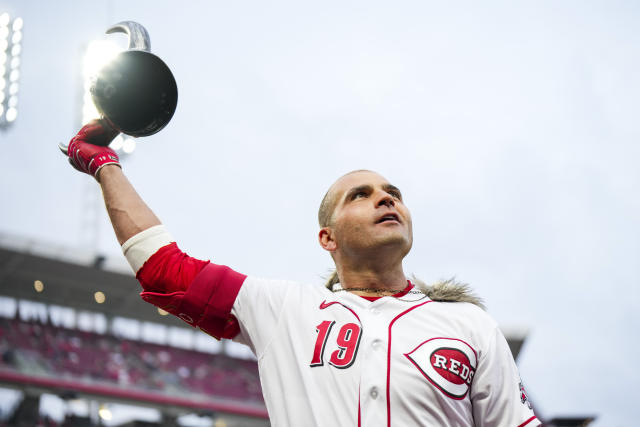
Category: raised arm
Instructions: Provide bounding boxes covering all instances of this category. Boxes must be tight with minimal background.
[60,119,161,244]
[98,165,161,245]
[59,120,245,340]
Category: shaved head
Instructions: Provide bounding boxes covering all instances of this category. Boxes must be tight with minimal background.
[318,170,372,227]
[317,169,413,282]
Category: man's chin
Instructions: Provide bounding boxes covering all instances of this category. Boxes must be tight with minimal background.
[369,233,412,253]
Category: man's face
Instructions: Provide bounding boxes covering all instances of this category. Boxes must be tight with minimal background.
[321,171,413,258]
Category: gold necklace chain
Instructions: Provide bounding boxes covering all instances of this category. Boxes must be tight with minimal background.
[332,287,413,295]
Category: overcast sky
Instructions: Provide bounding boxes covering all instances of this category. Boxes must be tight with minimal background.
[1,1,639,425]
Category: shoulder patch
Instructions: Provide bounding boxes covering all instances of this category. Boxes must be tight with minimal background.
[520,380,533,409]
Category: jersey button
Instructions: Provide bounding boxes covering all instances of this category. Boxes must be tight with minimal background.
[370,387,379,399]
[372,339,382,350]
[370,308,380,315]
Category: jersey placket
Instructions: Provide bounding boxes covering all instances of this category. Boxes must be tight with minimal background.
[357,298,393,426]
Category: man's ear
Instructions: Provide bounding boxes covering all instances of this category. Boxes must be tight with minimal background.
[318,227,337,252]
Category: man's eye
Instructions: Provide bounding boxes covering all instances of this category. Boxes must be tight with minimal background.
[353,191,367,199]
[389,191,402,199]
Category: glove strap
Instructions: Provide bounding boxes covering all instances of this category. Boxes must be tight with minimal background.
[90,153,121,179]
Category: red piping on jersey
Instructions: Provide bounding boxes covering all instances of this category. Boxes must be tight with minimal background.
[319,300,361,322]
[386,300,432,427]
[517,416,538,427]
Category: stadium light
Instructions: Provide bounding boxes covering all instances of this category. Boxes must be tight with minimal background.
[98,405,112,421]
[94,291,106,304]
[81,40,137,154]
[0,12,21,130]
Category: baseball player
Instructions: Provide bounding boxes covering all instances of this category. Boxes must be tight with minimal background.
[61,120,540,427]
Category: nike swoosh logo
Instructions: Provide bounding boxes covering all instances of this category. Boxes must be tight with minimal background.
[319,300,361,322]
[319,300,336,310]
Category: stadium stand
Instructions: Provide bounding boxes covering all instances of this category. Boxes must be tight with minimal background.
[0,239,269,426]
[0,318,262,403]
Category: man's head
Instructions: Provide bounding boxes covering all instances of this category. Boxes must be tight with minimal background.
[318,170,413,266]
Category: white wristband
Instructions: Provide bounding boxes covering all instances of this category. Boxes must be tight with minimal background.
[121,225,174,273]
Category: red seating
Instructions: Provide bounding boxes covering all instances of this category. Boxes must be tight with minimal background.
[0,318,263,403]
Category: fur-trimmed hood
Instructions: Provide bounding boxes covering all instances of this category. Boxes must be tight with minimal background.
[411,277,485,310]
[324,271,485,309]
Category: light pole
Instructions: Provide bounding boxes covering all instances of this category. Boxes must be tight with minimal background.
[0,12,22,130]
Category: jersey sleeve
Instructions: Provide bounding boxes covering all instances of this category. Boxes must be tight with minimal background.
[470,327,540,427]
[230,276,296,359]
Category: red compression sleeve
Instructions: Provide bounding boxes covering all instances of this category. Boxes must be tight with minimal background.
[136,242,208,293]
[135,242,247,339]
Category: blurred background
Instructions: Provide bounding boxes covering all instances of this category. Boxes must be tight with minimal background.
[0,0,639,425]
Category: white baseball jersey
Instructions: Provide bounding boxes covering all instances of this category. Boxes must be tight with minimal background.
[123,226,540,427]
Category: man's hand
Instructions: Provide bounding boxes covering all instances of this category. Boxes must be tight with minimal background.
[59,119,121,180]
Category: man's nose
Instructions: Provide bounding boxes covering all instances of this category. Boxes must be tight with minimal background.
[377,193,395,208]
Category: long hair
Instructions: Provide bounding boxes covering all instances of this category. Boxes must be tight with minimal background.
[324,270,341,289]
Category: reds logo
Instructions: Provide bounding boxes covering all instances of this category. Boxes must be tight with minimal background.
[405,337,477,399]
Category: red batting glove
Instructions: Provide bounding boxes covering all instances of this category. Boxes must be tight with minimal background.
[59,119,121,180]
